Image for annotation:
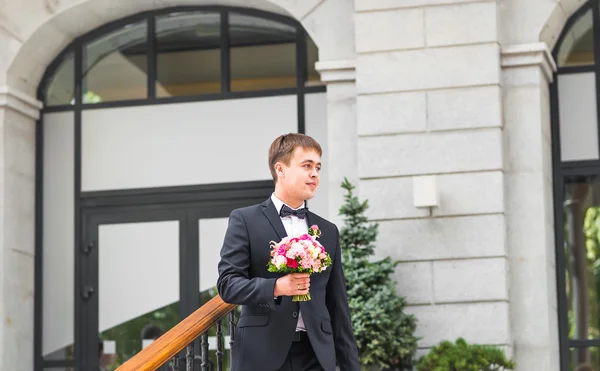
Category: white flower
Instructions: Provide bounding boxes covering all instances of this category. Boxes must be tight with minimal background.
[274,255,287,269]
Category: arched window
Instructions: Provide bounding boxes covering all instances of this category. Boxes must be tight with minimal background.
[35,7,325,371]
[553,1,600,370]
[40,7,322,106]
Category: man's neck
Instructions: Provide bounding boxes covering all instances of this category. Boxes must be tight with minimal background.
[273,189,304,209]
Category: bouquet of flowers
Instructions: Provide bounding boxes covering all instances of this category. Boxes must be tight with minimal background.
[267,225,332,301]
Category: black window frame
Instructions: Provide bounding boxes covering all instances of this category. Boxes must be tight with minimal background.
[551,1,600,370]
[34,6,325,371]
[37,5,324,111]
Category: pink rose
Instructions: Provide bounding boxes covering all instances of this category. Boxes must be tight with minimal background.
[312,260,322,271]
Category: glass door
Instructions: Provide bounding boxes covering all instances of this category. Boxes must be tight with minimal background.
[79,209,188,371]
[197,214,237,370]
[75,184,273,371]
[78,207,246,370]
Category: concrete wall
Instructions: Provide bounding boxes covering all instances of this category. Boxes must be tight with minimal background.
[0,92,40,371]
[352,0,564,369]
[354,0,510,358]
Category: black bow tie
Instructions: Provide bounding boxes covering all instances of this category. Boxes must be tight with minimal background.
[280,204,308,219]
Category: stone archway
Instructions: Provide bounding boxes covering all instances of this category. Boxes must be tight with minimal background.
[0,1,358,370]
[5,0,355,98]
[540,0,589,49]
[498,0,588,54]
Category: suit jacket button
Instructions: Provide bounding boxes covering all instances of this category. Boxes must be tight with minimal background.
[292,311,298,318]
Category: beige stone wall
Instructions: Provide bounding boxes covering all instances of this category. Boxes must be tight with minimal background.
[354,0,510,358]
[0,99,40,371]
[502,43,559,370]
[352,0,571,370]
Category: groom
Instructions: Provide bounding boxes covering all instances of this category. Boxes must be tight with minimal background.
[217,133,360,371]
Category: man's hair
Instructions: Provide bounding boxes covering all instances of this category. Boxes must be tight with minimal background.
[268,133,322,182]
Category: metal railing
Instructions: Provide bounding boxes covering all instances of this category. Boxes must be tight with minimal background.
[167,312,235,371]
[115,295,236,371]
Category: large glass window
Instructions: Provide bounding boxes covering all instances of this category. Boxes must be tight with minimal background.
[554,0,600,164]
[229,13,297,92]
[83,21,148,103]
[557,8,594,67]
[155,11,221,97]
[45,52,75,105]
[558,73,599,161]
[553,2,600,370]
[41,8,323,107]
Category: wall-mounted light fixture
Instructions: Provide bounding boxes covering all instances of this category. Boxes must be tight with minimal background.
[413,175,439,209]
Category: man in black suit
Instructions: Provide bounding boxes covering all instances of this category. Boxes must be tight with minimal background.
[217,133,360,371]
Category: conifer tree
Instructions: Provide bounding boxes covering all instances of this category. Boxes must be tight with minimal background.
[339,178,418,370]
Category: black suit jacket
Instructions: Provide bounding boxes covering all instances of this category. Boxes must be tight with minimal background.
[217,198,360,371]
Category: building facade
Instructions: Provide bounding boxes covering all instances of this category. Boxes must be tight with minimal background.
[0,0,595,370]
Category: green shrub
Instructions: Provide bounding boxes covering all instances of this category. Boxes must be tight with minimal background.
[339,178,419,370]
[417,338,515,371]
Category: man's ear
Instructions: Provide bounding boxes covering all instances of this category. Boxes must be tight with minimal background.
[274,162,284,177]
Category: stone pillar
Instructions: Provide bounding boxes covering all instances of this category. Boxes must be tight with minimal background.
[501,42,559,371]
[0,86,41,371]
[315,60,358,227]
[353,0,512,357]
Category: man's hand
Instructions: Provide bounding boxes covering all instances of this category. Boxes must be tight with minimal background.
[274,273,311,297]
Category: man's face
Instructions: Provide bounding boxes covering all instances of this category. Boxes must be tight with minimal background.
[276,146,321,203]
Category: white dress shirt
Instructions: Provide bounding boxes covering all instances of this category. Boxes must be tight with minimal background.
[271,193,307,332]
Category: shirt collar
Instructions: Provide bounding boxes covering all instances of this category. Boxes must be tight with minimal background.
[271,193,305,213]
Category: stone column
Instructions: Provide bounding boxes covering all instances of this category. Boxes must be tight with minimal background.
[353,0,512,358]
[501,42,559,371]
[315,60,358,227]
[0,86,42,371]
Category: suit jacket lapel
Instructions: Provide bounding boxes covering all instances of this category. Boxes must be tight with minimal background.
[262,198,287,240]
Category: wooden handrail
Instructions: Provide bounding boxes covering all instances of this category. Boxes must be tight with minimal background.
[115,295,237,371]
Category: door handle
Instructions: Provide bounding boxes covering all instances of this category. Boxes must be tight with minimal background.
[82,285,95,300]
[82,241,94,255]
